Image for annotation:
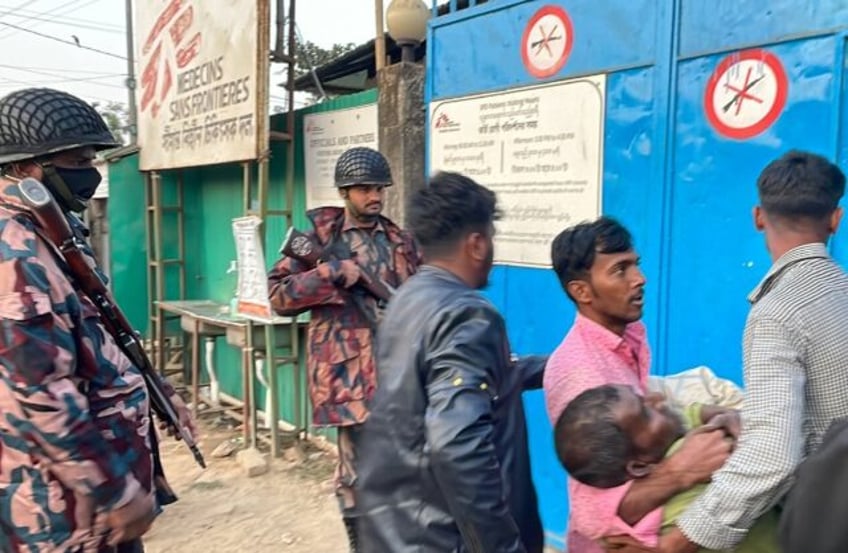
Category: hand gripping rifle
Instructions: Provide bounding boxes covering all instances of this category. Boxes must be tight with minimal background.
[17,178,207,484]
[281,226,394,306]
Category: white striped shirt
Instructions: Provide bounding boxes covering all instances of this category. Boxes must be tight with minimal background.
[678,242,848,549]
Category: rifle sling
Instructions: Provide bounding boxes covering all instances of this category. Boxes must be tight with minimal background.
[23,215,177,505]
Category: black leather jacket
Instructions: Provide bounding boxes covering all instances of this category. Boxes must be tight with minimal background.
[353,266,547,553]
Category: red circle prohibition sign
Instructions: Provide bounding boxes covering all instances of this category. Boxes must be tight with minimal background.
[704,49,789,140]
[521,5,574,79]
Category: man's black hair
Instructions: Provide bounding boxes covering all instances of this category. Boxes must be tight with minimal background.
[407,171,500,257]
[550,217,633,301]
[553,385,633,489]
[758,150,845,221]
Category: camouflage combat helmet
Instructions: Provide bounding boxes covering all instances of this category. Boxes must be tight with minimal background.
[0,88,119,166]
[334,147,393,188]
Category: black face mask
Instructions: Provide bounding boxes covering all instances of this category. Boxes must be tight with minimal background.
[52,166,102,201]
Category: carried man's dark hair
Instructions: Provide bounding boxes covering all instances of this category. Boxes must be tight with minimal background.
[554,385,634,488]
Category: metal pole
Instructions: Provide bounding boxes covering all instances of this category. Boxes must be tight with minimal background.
[286,0,296,216]
[244,321,255,447]
[265,324,279,456]
[401,44,415,63]
[124,0,138,144]
[375,0,386,71]
[274,0,286,59]
[287,0,296,107]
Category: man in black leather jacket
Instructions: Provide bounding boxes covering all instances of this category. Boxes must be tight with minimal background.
[352,171,547,553]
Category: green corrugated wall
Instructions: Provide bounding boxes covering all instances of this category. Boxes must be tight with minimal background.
[108,89,378,436]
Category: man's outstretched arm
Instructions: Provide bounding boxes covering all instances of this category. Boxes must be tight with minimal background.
[667,318,805,552]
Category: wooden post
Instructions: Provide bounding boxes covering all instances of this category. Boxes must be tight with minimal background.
[375,0,386,70]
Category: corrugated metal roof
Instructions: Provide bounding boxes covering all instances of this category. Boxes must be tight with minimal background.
[291,0,489,94]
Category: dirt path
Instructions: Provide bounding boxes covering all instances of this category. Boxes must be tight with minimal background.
[142,416,561,553]
[142,418,346,553]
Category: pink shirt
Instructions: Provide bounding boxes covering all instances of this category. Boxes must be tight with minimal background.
[543,313,661,553]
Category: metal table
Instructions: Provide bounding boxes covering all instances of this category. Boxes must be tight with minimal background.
[156,300,306,456]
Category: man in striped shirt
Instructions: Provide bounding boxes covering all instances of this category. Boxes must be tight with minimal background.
[655,150,848,552]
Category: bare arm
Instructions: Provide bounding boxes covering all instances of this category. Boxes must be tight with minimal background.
[618,428,732,524]
[672,318,805,551]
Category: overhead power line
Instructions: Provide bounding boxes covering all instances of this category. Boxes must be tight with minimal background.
[0,0,82,35]
[0,79,121,105]
[0,0,94,40]
[0,64,126,88]
[0,2,121,30]
[0,0,44,19]
[2,76,123,88]
[1,12,121,34]
[0,64,121,75]
[0,20,126,59]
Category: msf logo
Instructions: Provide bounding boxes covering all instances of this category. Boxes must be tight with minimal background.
[140,0,202,118]
[434,112,460,132]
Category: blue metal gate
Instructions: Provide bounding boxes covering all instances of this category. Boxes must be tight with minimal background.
[427,1,848,548]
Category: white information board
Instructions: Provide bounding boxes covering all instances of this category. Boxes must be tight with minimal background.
[303,104,378,209]
[136,0,268,170]
[429,75,606,267]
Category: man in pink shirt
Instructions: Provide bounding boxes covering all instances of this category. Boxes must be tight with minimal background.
[543,217,733,553]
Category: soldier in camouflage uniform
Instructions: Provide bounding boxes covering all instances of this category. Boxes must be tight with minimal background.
[268,147,421,552]
[0,88,195,553]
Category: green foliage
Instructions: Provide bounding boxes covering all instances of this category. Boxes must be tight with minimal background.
[295,39,357,77]
[92,100,129,144]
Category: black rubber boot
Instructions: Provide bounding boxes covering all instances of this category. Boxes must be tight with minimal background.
[114,540,145,553]
[343,517,359,553]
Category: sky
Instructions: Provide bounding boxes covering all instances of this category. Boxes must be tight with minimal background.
[0,0,383,112]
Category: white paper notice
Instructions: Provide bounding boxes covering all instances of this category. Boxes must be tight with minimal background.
[232,216,272,318]
[429,75,606,267]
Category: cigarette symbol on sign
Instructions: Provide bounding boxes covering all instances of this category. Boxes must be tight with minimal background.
[722,68,766,115]
[531,24,562,57]
[521,5,574,79]
[704,49,788,140]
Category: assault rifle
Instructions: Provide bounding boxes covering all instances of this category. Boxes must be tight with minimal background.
[17,178,206,495]
[281,226,394,306]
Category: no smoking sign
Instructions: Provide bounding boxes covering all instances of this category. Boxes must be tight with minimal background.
[521,5,574,79]
[704,49,789,140]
